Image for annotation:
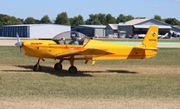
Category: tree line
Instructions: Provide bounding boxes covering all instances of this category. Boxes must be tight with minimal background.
[0,12,180,28]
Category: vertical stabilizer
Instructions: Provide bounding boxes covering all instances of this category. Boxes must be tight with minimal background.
[141,26,159,48]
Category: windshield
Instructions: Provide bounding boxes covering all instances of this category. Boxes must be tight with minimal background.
[53,31,90,45]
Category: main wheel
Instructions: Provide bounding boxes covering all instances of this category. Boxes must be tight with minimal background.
[68,66,77,74]
[33,64,41,71]
[54,63,62,70]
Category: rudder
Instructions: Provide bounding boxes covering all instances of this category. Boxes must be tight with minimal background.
[141,26,159,48]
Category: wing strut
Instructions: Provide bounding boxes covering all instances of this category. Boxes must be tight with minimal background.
[69,56,74,66]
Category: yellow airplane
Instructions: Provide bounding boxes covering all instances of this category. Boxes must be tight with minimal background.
[15,26,158,74]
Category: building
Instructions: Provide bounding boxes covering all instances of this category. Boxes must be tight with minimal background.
[0,24,70,39]
[72,25,106,38]
[105,24,119,38]
[118,19,173,38]
[73,19,180,39]
[174,26,180,29]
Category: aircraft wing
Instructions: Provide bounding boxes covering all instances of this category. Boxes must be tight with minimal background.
[54,49,112,59]
[54,51,80,58]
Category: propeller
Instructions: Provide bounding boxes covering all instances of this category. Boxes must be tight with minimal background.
[15,32,23,52]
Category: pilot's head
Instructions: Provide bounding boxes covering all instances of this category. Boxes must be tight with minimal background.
[71,33,77,40]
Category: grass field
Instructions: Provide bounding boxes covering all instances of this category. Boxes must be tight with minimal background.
[0,46,180,109]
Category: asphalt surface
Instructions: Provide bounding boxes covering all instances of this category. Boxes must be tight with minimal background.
[0,40,180,48]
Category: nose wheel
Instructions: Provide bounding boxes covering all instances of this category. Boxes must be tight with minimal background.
[33,59,42,71]
[33,64,41,71]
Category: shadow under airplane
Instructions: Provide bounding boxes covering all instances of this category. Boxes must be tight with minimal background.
[1,65,138,77]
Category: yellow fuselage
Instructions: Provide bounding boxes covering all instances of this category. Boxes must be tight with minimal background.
[22,39,156,61]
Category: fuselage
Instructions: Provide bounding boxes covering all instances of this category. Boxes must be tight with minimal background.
[22,39,157,60]
[15,26,158,73]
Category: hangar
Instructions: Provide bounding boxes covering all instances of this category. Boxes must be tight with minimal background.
[118,19,172,38]
[0,24,70,39]
[105,24,119,37]
[104,19,180,38]
[72,25,106,38]
[72,19,179,38]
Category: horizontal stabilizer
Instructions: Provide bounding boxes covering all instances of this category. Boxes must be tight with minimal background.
[134,46,158,51]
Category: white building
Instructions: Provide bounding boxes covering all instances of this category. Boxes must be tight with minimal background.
[0,24,70,39]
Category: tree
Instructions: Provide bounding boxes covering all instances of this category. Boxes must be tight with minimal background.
[17,18,24,23]
[70,15,85,27]
[85,14,99,25]
[54,12,70,25]
[116,14,134,23]
[92,19,101,25]
[164,18,180,25]
[154,15,163,22]
[97,13,106,25]
[0,14,23,27]
[0,21,2,28]
[85,13,116,25]
[9,16,23,25]
[85,14,105,25]
[135,17,146,19]
[117,14,126,23]
[24,17,36,24]
[40,15,52,24]
[77,15,85,25]
[34,19,41,24]
[105,14,116,24]
[126,15,134,21]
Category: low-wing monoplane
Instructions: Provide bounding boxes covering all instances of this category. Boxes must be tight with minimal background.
[15,26,159,73]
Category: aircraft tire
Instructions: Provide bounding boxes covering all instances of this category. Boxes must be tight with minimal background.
[33,65,41,71]
[54,63,62,70]
[68,66,77,74]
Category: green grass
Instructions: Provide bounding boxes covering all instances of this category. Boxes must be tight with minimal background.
[0,46,180,99]
[1,46,180,65]
[0,73,180,99]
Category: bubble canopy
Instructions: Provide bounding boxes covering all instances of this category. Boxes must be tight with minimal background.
[53,31,90,45]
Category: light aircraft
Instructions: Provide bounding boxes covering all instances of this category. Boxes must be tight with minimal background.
[15,26,159,74]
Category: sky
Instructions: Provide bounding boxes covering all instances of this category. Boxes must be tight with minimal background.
[0,0,180,21]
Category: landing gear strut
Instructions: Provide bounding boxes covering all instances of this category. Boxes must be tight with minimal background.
[68,57,77,74]
[33,59,41,71]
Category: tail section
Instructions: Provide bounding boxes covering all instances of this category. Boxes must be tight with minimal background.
[141,26,159,48]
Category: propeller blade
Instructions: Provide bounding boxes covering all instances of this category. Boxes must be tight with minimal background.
[15,32,22,47]
[15,32,23,54]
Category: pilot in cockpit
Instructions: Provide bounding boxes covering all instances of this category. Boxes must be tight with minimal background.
[59,37,66,44]
[69,33,79,45]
